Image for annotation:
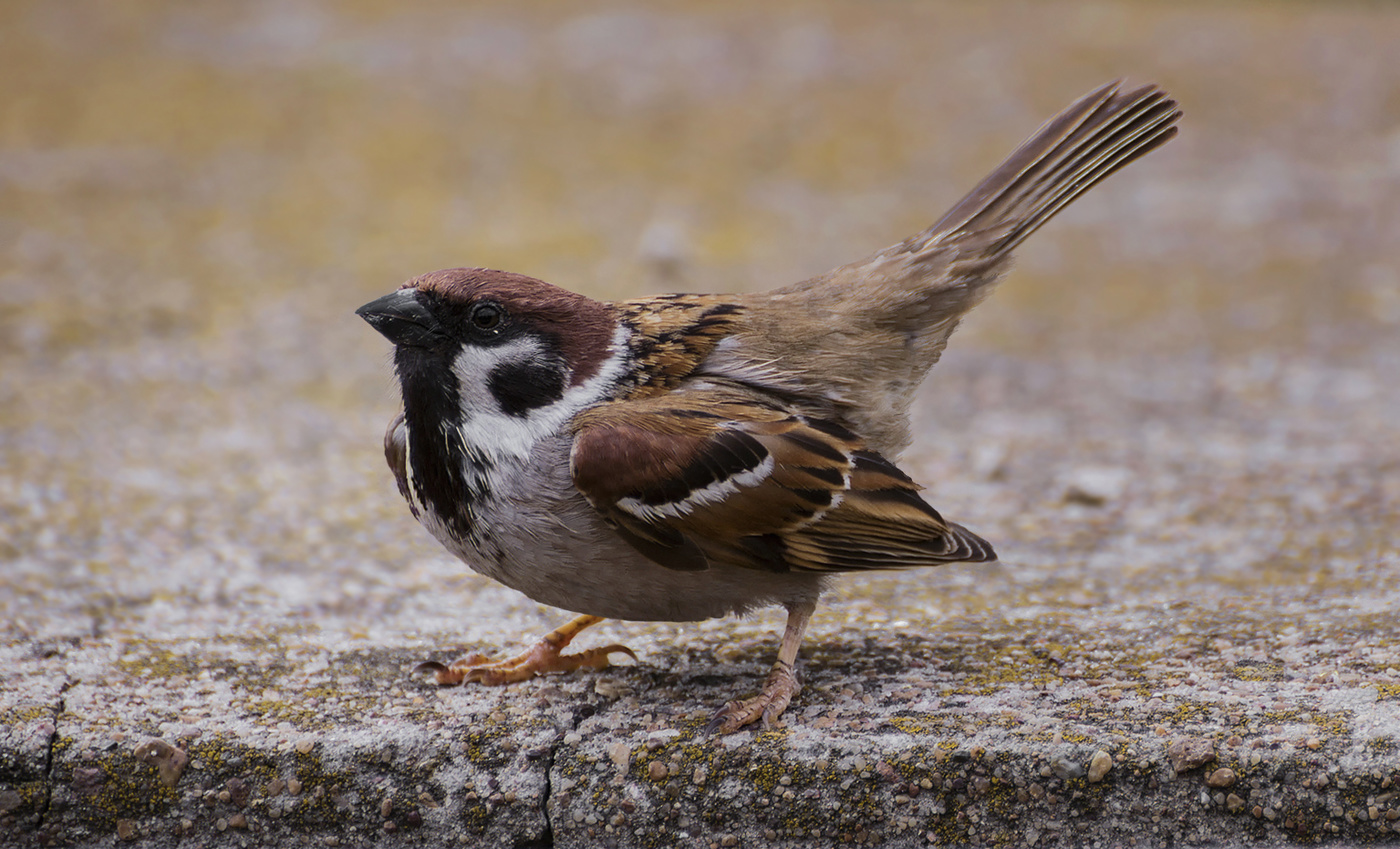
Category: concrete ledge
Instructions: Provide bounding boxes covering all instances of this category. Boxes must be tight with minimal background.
[5,608,1398,848]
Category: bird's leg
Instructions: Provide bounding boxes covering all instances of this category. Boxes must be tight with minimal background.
[707,601,816,735]
[416,614,636,686]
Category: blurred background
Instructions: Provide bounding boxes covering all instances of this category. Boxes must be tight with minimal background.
[2,1,1397,645]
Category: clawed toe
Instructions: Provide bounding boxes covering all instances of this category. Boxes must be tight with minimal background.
[413,616,636,687]
[414,652,494,685]
[706,660,801,735]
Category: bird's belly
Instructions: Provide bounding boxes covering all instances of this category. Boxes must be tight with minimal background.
[421,487,822,622]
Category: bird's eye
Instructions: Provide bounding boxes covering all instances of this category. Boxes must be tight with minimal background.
[470,302,504,331]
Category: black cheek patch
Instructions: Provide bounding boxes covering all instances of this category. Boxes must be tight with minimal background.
[488,360,567,417]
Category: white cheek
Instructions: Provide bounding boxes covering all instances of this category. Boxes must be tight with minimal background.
[449,337,537,414]
[450,326,630,462]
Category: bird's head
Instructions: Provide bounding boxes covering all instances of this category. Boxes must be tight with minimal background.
[357,268,620,425]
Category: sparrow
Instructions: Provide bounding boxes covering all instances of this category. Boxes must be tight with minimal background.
[357,81,1181,734]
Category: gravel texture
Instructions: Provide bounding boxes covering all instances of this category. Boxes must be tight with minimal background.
[4,2,1400,847]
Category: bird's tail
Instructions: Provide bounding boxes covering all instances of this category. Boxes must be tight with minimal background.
[921,80,1181,260]
[742,82,1180,455]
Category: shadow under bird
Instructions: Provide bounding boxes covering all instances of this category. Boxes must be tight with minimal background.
[357,81,1181,733]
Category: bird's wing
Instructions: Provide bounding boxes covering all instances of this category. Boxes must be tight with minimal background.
[569,389,996,573]
[383,412,421,520]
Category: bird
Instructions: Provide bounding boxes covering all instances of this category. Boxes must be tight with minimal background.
[356,81,1181,734]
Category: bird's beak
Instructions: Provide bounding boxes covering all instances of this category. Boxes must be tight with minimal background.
[356,289,444,348]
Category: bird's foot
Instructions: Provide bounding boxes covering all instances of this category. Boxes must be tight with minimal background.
[415,615,635,686]
[415,641,634,685]
[706,660,801,735]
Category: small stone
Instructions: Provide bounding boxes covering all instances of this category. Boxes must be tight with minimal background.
[608,743,630,769]
[296,739,315,754]
[1306,737,1322,750]
[563,732,583,745]
[648,761,668,781]
[1167,737,1216,773]
[778,775,792,786]
[1029,783,1045,799]
[594,679,626,698]
[1063,466,1129,506]
[1087,751,1113,783]
[228,813,248,829]
[1252,806,1263,819]
[216,817,229,831]
[267,779,286,796]
[1051,756,1084,780]
[1226,794,1246,813]
[287,778,303,795]
[1263,807,1277,821]
[116,819,136,841]
[1207,768,1237,788]
[1370,806,1380,821]
[721,836,739,847]
[381,798,393,818]
[692,766,708,785]
[133,738,188,789]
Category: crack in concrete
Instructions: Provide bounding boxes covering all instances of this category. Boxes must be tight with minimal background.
[531,743,556,849]
[522,702,603,849]
[35,678,71,834]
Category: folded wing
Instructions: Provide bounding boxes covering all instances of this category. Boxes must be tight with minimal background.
[569,390,996,573]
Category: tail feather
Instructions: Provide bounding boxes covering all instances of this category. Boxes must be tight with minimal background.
[925,81,1181,258]
[740,81,1180,457]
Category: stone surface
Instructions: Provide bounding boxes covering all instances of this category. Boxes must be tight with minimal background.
[4,1,1400,847]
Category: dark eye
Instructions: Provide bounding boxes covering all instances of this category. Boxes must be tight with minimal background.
[470,302,504,331]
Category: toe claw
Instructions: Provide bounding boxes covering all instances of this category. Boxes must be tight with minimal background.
[579,643,638,670]
[603,644,639,663]
[704,713,731,737]
[413,660,464,686]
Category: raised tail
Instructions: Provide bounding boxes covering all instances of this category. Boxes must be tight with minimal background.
[923,80,1181,259]
[738,81,1180,456]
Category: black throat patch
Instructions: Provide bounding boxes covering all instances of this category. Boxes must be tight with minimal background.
[395,347,489,541]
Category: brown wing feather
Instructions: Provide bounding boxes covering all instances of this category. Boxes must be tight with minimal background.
[570,389,996,574]
[383,412,420,520]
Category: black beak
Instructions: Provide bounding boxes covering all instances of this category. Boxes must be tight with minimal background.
[356,289,444,348]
